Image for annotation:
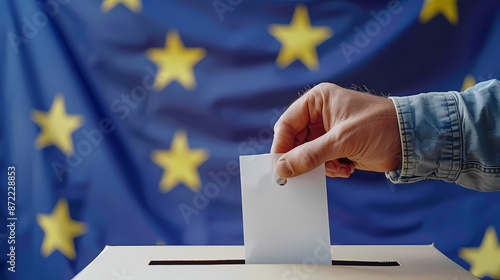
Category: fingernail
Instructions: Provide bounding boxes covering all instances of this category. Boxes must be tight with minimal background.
[276,159,293,178]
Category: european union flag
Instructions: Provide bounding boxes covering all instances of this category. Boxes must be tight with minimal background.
[2,0,500,279]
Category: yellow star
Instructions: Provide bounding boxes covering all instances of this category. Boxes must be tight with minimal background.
[37,199,87,260]
[419,0,459,25]
[461,74,476,92]
[459,227,500,279]
[31,94,83,156]
[151,130,209,192]
[146,30,206,91]
[268,4,332,71]
[101,0,142,12]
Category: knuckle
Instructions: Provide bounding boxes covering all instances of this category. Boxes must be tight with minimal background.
[278,118,298,135]
[316,82,339,95]
[273,119,281,132]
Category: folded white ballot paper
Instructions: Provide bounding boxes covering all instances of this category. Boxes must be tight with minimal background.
[240,154,331,265]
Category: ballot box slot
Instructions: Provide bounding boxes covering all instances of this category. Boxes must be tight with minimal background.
[149,259,400,266]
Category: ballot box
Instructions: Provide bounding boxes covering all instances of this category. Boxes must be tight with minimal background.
[73,244,477,279]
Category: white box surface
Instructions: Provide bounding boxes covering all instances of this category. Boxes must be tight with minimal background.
[73,245,478,279]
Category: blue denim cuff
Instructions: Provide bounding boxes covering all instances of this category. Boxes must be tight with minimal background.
[386,92,461,184]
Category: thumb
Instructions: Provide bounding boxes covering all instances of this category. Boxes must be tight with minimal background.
[275,134,337,178]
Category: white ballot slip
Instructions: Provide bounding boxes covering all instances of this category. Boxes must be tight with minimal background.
[240,154,331,265]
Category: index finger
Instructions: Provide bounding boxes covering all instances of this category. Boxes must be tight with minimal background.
[271,87,325,153]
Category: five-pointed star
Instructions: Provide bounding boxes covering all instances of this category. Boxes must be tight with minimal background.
[459,227,500,279]
[37,199,87,260]
[419,0,459,25]
[31,94,83,156]
[151,130,209,192]
[146,30,206,91]
[461,74,476,92]
[268,4,332,71]
[101,0,142,12]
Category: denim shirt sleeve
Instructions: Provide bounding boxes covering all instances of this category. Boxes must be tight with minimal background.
[386,79,500,191]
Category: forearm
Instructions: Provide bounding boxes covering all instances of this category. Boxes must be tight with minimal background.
[386,79,500,191]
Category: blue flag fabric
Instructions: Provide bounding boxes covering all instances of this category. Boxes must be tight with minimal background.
[2,0,500,279]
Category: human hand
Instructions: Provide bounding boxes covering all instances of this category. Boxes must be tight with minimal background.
[271,83,402,178]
